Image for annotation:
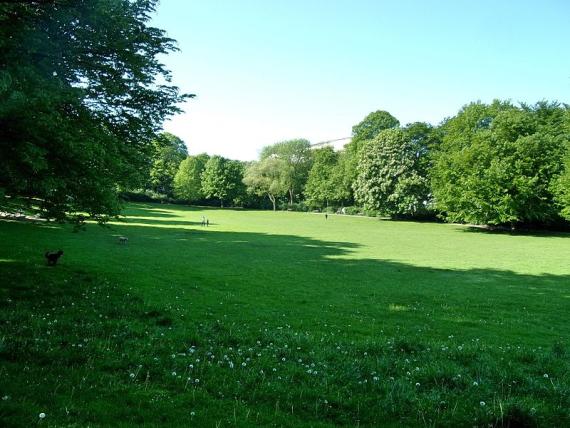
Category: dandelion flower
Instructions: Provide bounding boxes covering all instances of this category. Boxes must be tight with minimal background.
[39,413,46,419]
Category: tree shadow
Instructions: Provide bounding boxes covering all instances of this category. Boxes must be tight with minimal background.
[1,214,569,347]
[458,225,570,239]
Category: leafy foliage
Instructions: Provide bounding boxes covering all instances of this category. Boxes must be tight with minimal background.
[354,128,431,217]
[0,0,189,221]
[260,139,313,204]
[305,147,345,207]
[148,133,188,197]
[350,110,400,147]
[201,156,245,207]
[431,101,569,225]
[243,157,291,211]
[173,154,210,202]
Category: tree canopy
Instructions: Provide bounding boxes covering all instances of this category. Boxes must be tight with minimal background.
[243,157,291,211]
[260,139,313,204]
[0,0,190,221]
[201,156,244,207]
[173,153,210,202]
[431,101,569,225]
[354,128,431,217]
[305,147,344,208]
[148,133,188,197]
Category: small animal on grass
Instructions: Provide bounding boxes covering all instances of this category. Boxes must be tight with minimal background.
[45,250,64,266]
[118,236,128,244]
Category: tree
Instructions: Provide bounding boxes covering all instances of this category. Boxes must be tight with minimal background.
[243,157,290,211]
[201,156,244,207]
[173,153,210,202]
[260,139,313,205]
[148,133,187,196]
[341,110,401,202]
[350,110,400,148]
[305,147,342,207]
[0,0,190,222]
[354,128,431,217]
[431,101,568,225]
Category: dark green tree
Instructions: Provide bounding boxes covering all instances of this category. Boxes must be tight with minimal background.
[432,101,568,225]
[148,133,187,197]
[305,147,343,208]
[0,0,190,221]
[350,110,400,148]
[201,156,244,207]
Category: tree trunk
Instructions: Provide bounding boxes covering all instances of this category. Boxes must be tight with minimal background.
[269,194,276,211]
[289,188,294,205]
[220,199,224,208]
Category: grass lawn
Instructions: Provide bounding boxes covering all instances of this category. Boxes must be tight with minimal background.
[1,203,569,427]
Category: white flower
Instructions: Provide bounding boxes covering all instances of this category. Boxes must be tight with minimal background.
[195,378,200,383]
[190,411,195,416]
[129,373,135,378]
[543,373,549,378]
[241,362,246,367]
[172,372,177,376]
[39,413,46,419]
[415,382,420,387]
[473,381,478,386]
[480,401,486,407]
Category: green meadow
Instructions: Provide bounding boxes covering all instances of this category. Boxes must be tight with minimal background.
[1,203,569,427]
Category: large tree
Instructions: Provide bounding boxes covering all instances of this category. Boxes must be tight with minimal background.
[431,101,568,226]
[305,146,343,208]
[354,128,431,217]
[201,156,244,207]
[0,0,189,221]
[260,139,313,205]
[350,110,400,148]
[243,157,290,211]
[342,110,401,200]
[173,153,210,202]
[148,133,187,197]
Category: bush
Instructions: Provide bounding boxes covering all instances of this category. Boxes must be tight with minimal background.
[343,206,362,216]
[121,190,174,204]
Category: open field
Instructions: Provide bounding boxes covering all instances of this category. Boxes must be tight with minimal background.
[1,203,569,427]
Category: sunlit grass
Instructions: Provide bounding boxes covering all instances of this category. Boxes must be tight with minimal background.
[0,203,569,427]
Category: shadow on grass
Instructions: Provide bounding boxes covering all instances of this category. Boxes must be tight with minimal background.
[457,225,570,239]
[1,213,570,345]
[1,213,570,427]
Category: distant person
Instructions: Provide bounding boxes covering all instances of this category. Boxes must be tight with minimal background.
[206,219,209,227]
[201,216,206,227]
[325,213,328,220]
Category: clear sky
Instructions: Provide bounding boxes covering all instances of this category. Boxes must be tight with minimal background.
[151,0,570,161]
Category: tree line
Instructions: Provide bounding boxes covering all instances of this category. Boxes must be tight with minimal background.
[1,1,568,228]
[143,101,570,228]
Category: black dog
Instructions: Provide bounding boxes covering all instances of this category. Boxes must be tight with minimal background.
[45,250,64,266]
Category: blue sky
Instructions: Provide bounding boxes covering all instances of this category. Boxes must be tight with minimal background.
[152,0,570,160]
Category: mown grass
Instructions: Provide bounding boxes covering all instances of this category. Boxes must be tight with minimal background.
[0,203,569,427]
